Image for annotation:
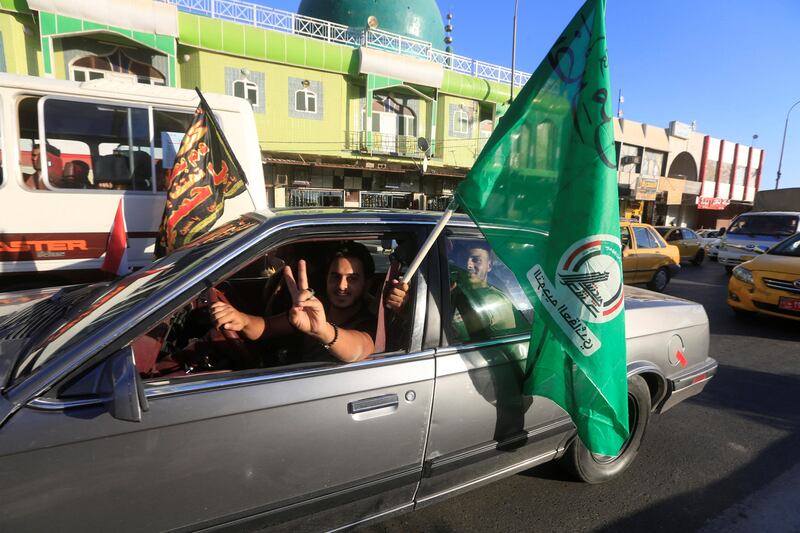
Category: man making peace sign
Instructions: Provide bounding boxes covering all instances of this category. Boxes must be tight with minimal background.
[211,242,376,363]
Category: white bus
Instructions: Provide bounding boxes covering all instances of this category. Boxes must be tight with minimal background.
[0,74,267,289]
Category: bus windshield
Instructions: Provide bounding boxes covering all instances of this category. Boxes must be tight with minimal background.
[728,215,798,237]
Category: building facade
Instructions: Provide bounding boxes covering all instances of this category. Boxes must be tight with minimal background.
[0,0,763,223]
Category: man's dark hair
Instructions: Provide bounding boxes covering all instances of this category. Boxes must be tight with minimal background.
[327,241,375,279]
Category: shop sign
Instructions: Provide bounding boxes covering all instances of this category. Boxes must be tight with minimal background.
[635,177,659,201]
[696,196,730,210]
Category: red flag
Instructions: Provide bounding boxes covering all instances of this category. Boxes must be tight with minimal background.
[101,199,129,276]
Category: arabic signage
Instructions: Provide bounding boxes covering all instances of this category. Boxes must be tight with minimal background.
[635,177,659,201]
[696,196,731,210]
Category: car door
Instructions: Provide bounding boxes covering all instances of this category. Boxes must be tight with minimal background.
[416,228,573,505]
[620,224,640,283]
[663,228,687,259]
[631,225,663,282]
[681,228,701,257]
[0,221,436,533]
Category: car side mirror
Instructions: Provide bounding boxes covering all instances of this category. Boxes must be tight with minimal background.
[718,227,726,236]
[104,346,149,422]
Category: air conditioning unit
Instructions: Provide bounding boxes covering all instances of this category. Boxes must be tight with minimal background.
[275,174,288,186]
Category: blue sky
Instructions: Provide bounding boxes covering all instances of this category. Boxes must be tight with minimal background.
[255,0,800,191]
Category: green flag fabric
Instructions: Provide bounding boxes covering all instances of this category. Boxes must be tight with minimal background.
[454,0,628,456]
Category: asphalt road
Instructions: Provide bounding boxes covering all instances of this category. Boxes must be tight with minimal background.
[365,260,800,533]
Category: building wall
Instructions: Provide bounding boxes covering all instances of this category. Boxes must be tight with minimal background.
[0,11,41,76]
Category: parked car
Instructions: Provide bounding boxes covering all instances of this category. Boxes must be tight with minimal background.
[655,227,705,265]
[718,211,800,273]
[0,209,716,532]
[728,231,800,321]
[621,221,681,291]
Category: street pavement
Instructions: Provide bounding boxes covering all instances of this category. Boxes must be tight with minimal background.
[365,260,800,533]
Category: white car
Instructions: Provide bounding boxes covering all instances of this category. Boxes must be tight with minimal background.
[695,229,722,260]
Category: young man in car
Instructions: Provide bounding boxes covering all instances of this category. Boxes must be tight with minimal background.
[211,242,377,363]
[385,241,519,340]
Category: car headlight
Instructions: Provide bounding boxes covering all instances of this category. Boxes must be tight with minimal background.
[732,265,754,285]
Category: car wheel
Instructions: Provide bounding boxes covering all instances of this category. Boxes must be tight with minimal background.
[647,267,670,292]
[692,249,705,266]
[559,374,651,484]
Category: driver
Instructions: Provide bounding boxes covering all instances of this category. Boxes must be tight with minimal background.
[211,242,376,363]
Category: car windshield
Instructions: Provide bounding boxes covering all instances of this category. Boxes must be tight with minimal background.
[11,216,261,383]
[768,233,800,257]
[728,215,799,237]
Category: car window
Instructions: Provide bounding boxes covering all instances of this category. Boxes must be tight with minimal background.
[633,226,658,249]
[648,228,667,248]
[620,225,631,248]
[445,235,532,343]
[132,232,418,383]
[682,229,698,240]
[665,229,681,242]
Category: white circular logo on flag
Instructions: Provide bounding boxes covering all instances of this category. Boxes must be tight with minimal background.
[557,235,624,323]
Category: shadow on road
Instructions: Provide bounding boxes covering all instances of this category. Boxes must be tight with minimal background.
[596,364,800,532]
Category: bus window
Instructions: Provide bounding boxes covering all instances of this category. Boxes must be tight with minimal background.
[42,98,151,191]
[152,109,194,191]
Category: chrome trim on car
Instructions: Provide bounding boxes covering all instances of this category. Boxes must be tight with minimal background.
[144,349,437,400]
[28,395,110,411]
[763,277,800,295]
[434,333,531,357]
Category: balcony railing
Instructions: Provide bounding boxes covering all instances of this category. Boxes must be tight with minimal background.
[159,0,531,87]
[348,131,425,158]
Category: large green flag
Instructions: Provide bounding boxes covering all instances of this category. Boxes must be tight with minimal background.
[455,0,628,455]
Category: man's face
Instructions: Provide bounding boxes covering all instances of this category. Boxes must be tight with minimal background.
[466,247,492,284]
[326,256,366,310]
[31,147,41,171]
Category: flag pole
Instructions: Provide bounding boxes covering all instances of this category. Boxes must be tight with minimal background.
[401,198,458,282]
[194,88,259,211]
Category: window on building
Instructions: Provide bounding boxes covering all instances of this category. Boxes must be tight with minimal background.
[453,107,470,135]
[70,50,166,86]
[295,88,317,113]
[233,79,259,108]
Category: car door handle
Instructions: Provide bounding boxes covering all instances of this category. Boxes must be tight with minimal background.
[348,393,398,414]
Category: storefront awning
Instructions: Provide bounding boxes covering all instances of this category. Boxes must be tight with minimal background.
[29,0,179,37]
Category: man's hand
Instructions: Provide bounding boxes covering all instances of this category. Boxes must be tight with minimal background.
[284,260,332,342]
[211,301,250,332]
[384,278,409,313]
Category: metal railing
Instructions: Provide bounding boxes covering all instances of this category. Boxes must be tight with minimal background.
[347,131,425,158]
[159,0,531,87]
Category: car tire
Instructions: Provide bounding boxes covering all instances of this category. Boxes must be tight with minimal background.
[692,249,705,266]
[647,267,670,292]
[559,374,651,484]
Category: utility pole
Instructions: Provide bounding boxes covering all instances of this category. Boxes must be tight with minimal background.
[510,0,519,102]
[776,99,800,190]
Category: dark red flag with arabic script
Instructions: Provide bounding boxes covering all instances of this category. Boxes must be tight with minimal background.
[155,90,248,257]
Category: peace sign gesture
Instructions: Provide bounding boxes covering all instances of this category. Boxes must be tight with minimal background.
[283,259,328,337]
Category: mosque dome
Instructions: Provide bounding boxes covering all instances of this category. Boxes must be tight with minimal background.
[297,0,446,50]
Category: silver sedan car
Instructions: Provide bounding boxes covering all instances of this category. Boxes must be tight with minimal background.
[0,210,716,532]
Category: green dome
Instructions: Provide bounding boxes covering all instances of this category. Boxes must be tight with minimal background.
[297,0,446,50]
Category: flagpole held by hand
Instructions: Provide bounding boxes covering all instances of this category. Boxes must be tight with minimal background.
[400,198,458,282]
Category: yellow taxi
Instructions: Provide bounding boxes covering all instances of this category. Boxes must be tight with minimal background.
[654,226,705,265]
[620,221,681,292]
[728,232,800,320]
